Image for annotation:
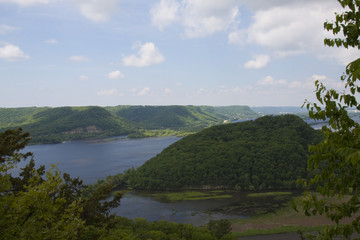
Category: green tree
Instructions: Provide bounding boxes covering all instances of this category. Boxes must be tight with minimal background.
[297,0,360,239]
[0,128,84,239]
[0,128,127,239]
[208,219,232,239]
[0,164,84,240]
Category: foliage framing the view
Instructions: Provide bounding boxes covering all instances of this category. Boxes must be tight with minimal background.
[298,0,360,239]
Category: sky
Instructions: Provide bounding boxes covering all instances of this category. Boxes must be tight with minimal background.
[0,0,358,108]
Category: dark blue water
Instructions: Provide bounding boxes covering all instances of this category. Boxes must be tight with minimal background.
[23,136,180,184]
[18,136,294,226]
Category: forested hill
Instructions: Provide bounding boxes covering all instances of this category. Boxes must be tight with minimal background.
[3,107,137,144]
[125,115,323,190]
[0,105,258,143]
[106,105,222,130]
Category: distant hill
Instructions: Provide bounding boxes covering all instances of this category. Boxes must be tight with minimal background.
[0,107,47,128]
[106,105,223,131]
[125,115,323,190]
[9,106,137,144]
[0,105,259,143]
[201,106,259,121]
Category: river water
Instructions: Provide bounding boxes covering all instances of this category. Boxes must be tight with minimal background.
[20,136,296,226]
[23,136,180,184]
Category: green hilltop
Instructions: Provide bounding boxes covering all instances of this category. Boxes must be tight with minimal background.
[0,105,259,144]
[125,115,323,190]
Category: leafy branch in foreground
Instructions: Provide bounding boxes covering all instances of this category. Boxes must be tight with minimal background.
[296,0,360,239]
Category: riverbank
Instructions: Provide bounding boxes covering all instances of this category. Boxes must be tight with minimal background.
[231,196,356,239]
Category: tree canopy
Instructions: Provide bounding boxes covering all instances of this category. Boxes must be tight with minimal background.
[125,115,323,190]
[297,0,360,239]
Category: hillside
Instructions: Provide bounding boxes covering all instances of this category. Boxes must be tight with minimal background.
[125,115,323,190]
[0,105,259,144]
[0,106,137,144]
[0,107,47,128]
[203,106,259,120]
[106,105,223,130]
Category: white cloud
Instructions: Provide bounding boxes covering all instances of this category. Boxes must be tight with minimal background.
[181,0,239,38]
[68,55,89,62]
[150,0,240,38]
[97,88,117,96]
[312,74,327,81]
[150,0,180,30]
[228,29,246,45]
[0,0,48,7]
[244,55,270,69]
[44,39,58,44]
[0,24,20,34]
[107,70,124,79]
[257,74,335,92]
[258,76,287,86]
[137,87,150,96]
[0,44,29,61]
[79,75,88,80]
[122,42,164,67]
[75,0,119,22]
[320,47,359,66]
[229,1,352,64]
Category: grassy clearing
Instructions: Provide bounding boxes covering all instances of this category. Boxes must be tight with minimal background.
[150,191,233,202]
[246,192,292,198]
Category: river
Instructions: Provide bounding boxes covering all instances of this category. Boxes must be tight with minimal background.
[20,136,296,226]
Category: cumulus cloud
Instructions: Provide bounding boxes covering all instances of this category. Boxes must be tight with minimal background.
[0,44,29,61]
[0,24,20,34]
[0,0,48,7]
[150,0,240,38]
[244,55,270,69]
[229,0,352,64]
[68,55,89,62]
[228,29,246,45]
[122,42,164,67]
[150,0,180,30]
[75,0,119,22]
[107,70,124,79]
[258,76,288,86]
[181,0,239,38]
[97,88,117,96]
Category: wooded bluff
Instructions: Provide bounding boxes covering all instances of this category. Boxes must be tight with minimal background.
[0,105,258,144]
[125,115,323,190]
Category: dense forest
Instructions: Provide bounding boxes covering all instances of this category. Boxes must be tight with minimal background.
[125,115,323,190]
[0,105,259,144]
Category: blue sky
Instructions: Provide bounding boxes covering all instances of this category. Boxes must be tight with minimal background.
[0,0,358,107]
